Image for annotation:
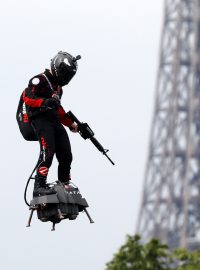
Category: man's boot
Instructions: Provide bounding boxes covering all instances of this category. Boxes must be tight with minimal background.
[60,174,71,189]
[33,176,56,197]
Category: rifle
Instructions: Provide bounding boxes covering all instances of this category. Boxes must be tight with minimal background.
[67,111,115,165]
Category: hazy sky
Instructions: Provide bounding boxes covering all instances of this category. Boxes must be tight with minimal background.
[1,0,164,269]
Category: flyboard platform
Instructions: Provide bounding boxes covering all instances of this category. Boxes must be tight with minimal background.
[26,181,94,231]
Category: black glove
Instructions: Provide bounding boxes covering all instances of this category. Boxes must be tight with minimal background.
[52,93,60,101]
[42,98,60,108]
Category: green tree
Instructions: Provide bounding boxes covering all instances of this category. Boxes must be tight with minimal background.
[173,248,200,270]
[106,235,200,270]
[105,235,171,270]
[144,238,171,270]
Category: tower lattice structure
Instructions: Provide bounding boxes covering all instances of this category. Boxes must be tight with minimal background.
[137,0,200,250]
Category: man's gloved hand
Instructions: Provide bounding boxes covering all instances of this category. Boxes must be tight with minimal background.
[52,93,60,101]
[70,123,79,133]
[42,97,60,108]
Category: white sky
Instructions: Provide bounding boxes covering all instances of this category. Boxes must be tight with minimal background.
[0,0,164,269]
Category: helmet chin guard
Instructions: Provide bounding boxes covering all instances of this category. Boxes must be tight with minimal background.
[51,51,81,86]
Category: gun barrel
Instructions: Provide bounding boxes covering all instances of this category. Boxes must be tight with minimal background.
[104,153,115,165]
[91,137,115,165]
[90,137,105,152]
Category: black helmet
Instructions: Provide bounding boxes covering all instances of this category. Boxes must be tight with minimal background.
[51,51,81,86]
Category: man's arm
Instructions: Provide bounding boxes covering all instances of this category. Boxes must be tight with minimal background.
[23,75,46,107]
[23,89,44,107]
[57,106,74,126]
[23,75,59,108]
[57,106,78,132]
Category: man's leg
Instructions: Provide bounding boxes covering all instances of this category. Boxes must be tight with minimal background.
[32,120,56,196]
[55,124,72,183]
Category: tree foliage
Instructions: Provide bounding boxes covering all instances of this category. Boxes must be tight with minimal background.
[105,235,200,270]
[174,248,200,270]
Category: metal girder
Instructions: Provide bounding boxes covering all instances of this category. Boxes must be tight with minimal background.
[137,0,200,250]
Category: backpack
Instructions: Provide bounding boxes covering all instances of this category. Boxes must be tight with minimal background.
[16,91,38,141]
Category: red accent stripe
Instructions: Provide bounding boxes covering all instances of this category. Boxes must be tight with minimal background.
[41,136,47,149]
[57,107,74,127]
[57,106,65,117]
[23,91,44,108]
[23,113,29,123]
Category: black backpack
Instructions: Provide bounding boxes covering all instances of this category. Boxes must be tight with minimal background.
[16,91,38,141]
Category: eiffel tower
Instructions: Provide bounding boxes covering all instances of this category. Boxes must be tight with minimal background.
[136,0,200,250]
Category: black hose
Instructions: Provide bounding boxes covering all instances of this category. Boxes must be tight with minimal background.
[24,154,41,207]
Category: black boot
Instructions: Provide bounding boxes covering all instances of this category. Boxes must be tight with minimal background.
[59,174,71,186]
[33,176,56,197]
[60,180,71,189]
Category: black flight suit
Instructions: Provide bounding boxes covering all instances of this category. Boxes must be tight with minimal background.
[23,69,74,182]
